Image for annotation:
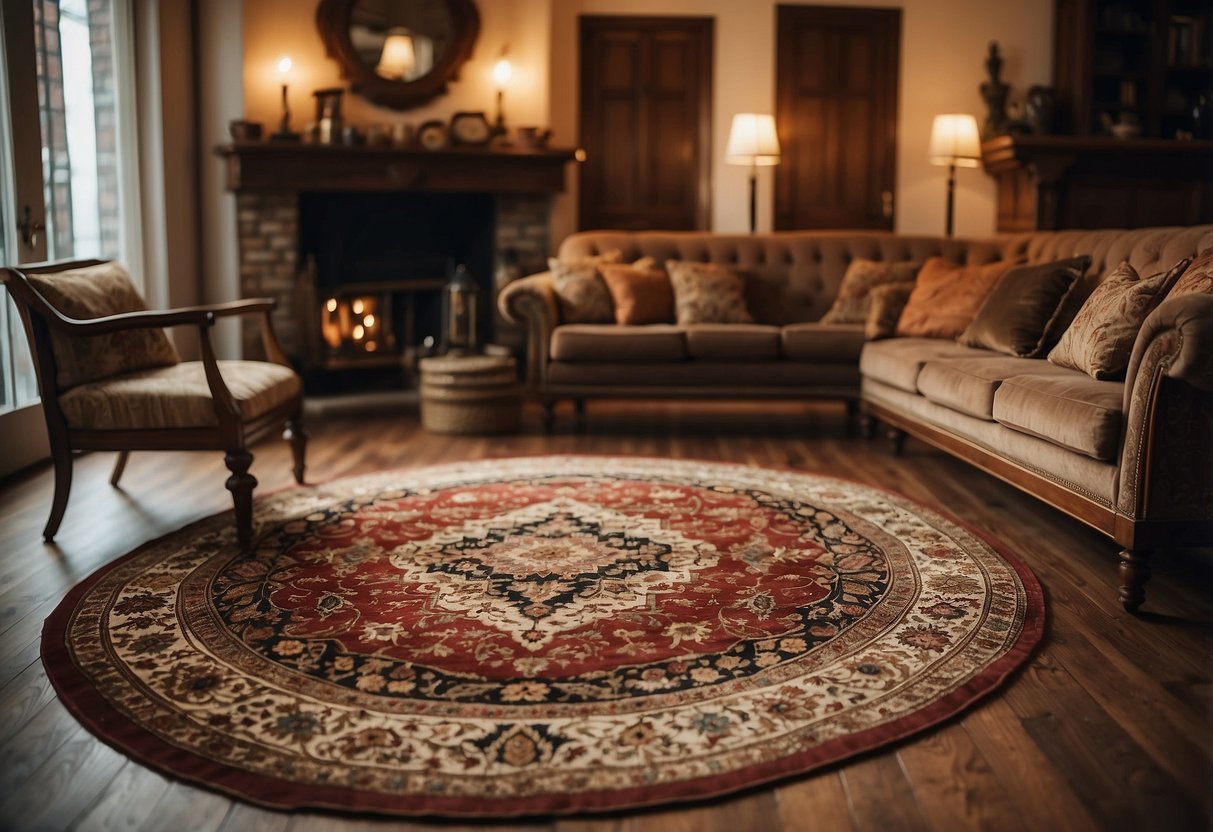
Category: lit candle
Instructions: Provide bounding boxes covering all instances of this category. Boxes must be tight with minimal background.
[272,56,297,140]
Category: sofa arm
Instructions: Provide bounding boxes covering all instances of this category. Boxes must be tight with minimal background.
[498,272,559,388]
[1117,293,1213,521]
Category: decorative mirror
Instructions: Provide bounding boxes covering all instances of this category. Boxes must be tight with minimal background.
[316,0,480,111]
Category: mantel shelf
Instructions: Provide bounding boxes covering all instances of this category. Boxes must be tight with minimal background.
[216,142,580,194]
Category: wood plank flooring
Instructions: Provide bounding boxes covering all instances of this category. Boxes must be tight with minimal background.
[0,400,1210,832]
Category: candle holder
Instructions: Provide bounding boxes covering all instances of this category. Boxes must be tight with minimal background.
[271,56,301,142]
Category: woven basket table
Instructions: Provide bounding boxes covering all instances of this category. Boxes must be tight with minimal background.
[418,354,522,435]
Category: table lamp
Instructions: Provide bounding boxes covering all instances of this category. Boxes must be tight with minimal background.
[928,114,981,237]
[726,113,781,233]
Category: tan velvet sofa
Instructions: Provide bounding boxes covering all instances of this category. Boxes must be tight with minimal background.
[499,226,1213,612]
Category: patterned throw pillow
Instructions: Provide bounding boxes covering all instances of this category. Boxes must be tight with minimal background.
[895,258,1014,339]
[548,251,622,324]
[599,265,675,325]
[958,256,1090,357]
[26,262,180,390]
[1166,246,1212,298]
[665,261,754,325]
[820,259,922,324]
[864,282,917,340]
[1048,257,1191,380]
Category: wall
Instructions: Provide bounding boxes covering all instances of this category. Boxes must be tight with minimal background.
[549,0,1053,243]
[242,0,551,139]
[238,0,1053,248]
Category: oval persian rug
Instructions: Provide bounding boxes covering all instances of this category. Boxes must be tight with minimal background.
[43,456,1043,817]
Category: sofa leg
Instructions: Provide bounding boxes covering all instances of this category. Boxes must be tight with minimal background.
[858,413,877,439]
[1118,548,1151,613]
[845,399,859,425]
[541,401,557,433]
[224,449,258,550]
[886,427,907,455]
[109,450,130,488]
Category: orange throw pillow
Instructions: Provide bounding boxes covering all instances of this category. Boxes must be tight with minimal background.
[599,265,675,325]
[895,258,1015,339]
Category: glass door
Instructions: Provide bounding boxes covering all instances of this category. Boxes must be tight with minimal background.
[0,0,132,476]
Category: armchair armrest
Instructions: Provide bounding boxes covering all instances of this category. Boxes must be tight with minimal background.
[498,272,558,388]
[1117,293,1213,521]
[36,297,279,337]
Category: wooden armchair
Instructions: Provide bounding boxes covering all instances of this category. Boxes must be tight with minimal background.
[0,259,306,549]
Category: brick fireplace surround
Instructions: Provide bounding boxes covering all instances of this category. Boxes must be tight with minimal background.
[218,143,577,375]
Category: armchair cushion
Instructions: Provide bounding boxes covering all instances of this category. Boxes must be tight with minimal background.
[27,262,179,389]
[58,360,301,430]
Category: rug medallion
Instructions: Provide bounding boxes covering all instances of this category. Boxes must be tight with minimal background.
[43,456,1043,816]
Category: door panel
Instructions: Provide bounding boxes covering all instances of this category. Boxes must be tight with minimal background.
[579,16,712,231]
[776,5,900,230]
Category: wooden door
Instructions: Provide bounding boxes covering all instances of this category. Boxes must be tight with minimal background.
[775,5,900,230]
[579,17,713,231]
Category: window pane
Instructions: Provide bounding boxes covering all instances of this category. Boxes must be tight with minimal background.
[33,0,120,261]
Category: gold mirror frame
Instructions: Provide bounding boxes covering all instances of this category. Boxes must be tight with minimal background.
[316,0,480,111]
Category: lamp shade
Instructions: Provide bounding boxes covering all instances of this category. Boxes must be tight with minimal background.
[726,113,781,166]
[929,114,981,168]
[377,29,417,80]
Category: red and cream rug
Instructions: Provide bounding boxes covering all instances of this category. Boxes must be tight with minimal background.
[43,456,1043,817]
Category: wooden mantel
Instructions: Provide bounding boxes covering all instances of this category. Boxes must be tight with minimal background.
[980,134,1213,232]
[216,142,580,193]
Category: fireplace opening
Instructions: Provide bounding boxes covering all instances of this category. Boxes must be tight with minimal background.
[296,191,495,391]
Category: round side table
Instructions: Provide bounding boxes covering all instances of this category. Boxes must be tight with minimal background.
[418,354,522,434]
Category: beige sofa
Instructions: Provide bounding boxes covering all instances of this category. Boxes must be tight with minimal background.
[499,226,1213,611]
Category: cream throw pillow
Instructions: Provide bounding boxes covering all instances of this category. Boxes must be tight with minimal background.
[1047,257,1191,380]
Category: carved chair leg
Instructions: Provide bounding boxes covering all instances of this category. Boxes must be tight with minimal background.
[43,444,74,542]
[541,400,557,433]
[224,450,258,550]
[109,450,130,487]
[886,427,907,455]
[1118,548,1151,613]
[284,418,308,484]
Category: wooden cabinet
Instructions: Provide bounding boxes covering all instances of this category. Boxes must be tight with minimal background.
[981,134,1213,231]
[1055,0,1213,138]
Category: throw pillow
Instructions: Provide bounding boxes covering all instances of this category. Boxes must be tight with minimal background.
[26,262,180,390]
[1048,257,1192,380]
[632,255,660,271]
[548,251,622,324]
[666,261,754,324]
[820,259,922,324]
[895,258,1014,339]
[865,282,917,340]
[1166,246,1212,297]
[599,265,675,325]
[959,255,1091,357]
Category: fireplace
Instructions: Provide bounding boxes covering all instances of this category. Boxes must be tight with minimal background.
[219,142,577,391]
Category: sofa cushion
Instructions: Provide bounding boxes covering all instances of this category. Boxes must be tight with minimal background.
[1048,257,1190,380]
[548,361,859,388]
[781,323,866,362]
[864,282,916,340]
[685,324,781,360]
[958,256,1090,357]
[819,259,921,324]
[918,357,1070,421]
[550,324,686,362]
[549,252,622,324]
[599,264,675,325]
[896,258,1015,339]
[859,338,1000,393]
[666,261,754,324]
[1167,246,1212,298]
[993,373,1125,461]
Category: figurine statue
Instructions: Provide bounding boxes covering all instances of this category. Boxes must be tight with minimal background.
[980,42,1010,139]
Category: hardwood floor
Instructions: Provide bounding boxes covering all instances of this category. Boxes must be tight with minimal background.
[1,400,1210,831]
